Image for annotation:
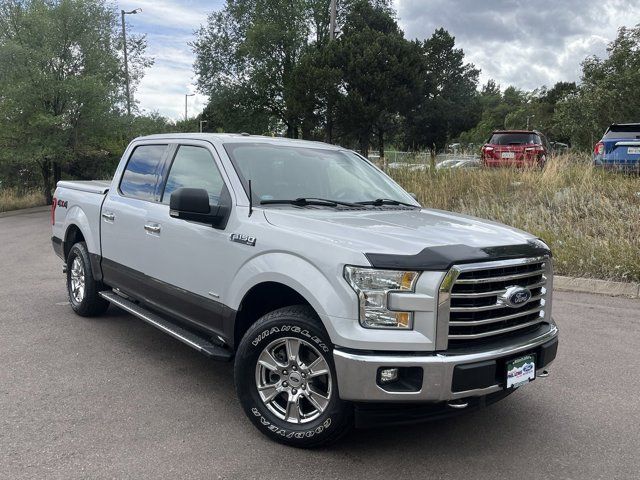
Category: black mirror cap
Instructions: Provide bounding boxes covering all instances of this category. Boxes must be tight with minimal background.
[169,187,231,229]
[170,187,210,214]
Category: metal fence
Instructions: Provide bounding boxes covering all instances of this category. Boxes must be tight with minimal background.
[367,150,480,166]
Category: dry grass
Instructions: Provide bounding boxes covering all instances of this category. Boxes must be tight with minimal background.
[0,189,46,213]
[389,154,640,282]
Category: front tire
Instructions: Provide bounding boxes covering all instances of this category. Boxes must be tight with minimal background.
[234,306,352,447]
[66,242,109,317]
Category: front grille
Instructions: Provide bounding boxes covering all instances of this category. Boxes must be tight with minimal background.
[438,257,552,348]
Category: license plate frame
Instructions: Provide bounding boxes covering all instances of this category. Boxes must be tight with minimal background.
[501,151,516,159]
[506,354,536,389]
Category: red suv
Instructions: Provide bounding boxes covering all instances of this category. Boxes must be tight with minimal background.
[481,130,549,168]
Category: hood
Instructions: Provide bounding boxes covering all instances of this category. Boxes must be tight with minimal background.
[263,207,537,257]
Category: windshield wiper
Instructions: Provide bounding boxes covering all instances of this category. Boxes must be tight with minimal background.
[260,197,362,207]
[355,198,418,208]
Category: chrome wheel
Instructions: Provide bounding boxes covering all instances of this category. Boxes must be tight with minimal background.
[70,256,85,303]
[255,337,332,424]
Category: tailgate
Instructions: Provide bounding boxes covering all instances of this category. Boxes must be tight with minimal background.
[603,139,640,163]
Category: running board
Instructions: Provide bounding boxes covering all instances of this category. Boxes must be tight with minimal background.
[99,291,233,361]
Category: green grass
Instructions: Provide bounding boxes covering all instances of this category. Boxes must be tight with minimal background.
[0,189,46,213]
[389,154,640,282]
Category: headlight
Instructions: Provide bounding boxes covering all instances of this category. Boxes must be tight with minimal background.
[344,266,419,329]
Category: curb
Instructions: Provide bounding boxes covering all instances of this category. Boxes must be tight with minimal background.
[0,205,49,218]
[554,275,640,298]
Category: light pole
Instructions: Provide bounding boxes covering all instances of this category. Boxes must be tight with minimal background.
[185,93,195,122]
[329,0,337,40]
[526,114,535,130]
[121,8,142,116]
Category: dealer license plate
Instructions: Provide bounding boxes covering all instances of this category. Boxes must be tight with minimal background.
[506,354,536,389]
[501,152,515,159]
[627,147,640,154]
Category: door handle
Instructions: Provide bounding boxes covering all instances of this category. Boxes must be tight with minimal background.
[102,212,115,222]
[144,223,161,234]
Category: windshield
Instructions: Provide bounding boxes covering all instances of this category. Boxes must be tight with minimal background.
[488,133,541,145]
[223,143,416,206]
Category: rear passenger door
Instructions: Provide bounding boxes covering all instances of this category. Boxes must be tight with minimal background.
[101,143,169,294]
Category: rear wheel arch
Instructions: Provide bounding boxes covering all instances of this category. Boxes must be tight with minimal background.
[63,224,85,261]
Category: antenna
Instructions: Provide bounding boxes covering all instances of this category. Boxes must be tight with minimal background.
[248,179,253,217]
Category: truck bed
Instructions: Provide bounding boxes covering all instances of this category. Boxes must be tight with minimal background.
[52,180,110,260]
[56,180,111,195]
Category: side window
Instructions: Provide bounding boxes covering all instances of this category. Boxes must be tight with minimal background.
[162,146,225,205]
[119,144,167,201]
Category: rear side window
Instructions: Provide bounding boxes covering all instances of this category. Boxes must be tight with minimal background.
[162,146,225,205]
[488,133,541,145]
[119,145,167,201]
[604,125,640,139]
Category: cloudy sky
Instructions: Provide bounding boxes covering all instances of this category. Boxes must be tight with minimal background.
[120,0,639,120]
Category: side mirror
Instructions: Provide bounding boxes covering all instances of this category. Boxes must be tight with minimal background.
[409,192,418,201]
[169,187,229,228]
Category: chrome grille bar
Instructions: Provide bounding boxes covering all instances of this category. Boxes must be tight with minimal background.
[450,280,546,298]
[454,269,545,284]
[448,317,546,340]
[449,305,544,326]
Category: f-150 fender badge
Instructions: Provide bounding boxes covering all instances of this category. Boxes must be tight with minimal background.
[230,233,256,246]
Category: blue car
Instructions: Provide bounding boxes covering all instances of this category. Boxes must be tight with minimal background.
[594,123,640,172]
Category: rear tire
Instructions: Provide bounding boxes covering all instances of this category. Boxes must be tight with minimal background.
[234,306,352,447]
[66,242,109,317]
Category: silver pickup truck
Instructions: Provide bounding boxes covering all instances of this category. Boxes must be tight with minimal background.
[51,133,558,447]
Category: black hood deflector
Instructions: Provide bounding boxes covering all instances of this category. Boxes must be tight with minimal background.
[365,241,551,271]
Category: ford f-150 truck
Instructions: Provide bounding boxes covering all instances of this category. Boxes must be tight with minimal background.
[51,133,558,447]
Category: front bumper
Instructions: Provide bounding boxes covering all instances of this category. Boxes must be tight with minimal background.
[333,322,558,402]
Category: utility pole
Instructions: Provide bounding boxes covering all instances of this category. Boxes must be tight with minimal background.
[121,8,141,116]
[327,0,337,143]
[185,93,195,122]
[329,0,337,40]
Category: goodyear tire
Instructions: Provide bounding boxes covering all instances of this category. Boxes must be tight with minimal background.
[234,306,352,447]
[66,242,109,317]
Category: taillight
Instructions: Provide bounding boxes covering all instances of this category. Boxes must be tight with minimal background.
[51,197,56,225]
[525,145,544,152]
[594,142,604,155]
[482,146,494,158]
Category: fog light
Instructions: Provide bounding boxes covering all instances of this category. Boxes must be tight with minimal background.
[379,368,399,384]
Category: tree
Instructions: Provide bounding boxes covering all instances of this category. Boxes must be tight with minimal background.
[200,84,275,135]
[333,0,423,157]
[554,26,640,150]
[402,28,480,150]
[0,0,151,202]
[193,0,322,138]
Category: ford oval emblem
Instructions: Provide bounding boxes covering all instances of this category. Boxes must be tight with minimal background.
[500,286,532,308]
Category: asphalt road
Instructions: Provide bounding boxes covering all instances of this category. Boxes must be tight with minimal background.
[1,210,639,480]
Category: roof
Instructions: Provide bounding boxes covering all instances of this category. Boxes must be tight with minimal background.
[491,130,537,134]
[134,132,344,150]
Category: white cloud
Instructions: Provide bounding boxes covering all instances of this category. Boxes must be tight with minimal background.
[120,0,210,30]
[394,0,639,90]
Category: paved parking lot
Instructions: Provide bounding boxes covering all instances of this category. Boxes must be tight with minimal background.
[1,210,639,479]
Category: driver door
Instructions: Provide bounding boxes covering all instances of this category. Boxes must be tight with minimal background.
[144,143,232,335]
